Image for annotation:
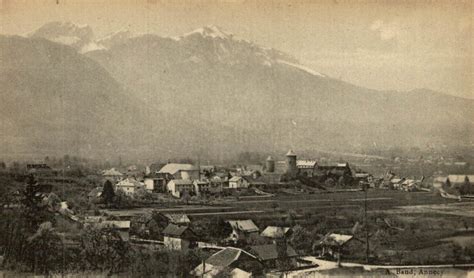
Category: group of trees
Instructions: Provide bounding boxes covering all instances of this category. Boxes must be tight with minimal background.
[0,176,207,276]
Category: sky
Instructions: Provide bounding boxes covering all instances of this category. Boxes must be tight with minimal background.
[1,0,472,99]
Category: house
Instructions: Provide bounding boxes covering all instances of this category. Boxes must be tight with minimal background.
[166,179,194,198]
[143,172,172,192]
[164,213,191,225]
[208,176,226,193]
[26,163,54,176]
[115,178,144,195]
[250,243,298,270]
[100,220,131,241]
[227,220,259,242]
[162,223,196,251]
[260,226,291,240]
[229,176,249,189]
[193,180,210,195]
[191,247,262,277]
[242,164,264,177]
[296,160,317,177]
[158,163,199,180]
[102,168,124,182]
[317,233,353,260]
[315,162,352,178]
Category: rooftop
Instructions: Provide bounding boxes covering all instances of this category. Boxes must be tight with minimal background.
[158,163,198,175]
[228,220,259,233]
[250,244,298,261]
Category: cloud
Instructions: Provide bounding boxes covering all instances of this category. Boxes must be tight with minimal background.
[370,20,401,41]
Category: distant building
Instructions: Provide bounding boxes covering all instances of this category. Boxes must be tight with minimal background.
[229,176,249,189]
[227,220,259,242]
[315,162,352,178]
[208,176,226,192]
[296,160,317,177]
[447,175,474,186]
[102,168,124,182]
[265,156,275,173]
[166,179,194,198]
[193,180,210,195]
[115,178,144,195]
[158,163,199,180]
[285,150,298,178]
[162,223,196,251]
[143,172,172,192]
[26,163,54,176]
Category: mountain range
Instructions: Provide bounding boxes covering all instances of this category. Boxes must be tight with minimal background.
[1,22,472,161]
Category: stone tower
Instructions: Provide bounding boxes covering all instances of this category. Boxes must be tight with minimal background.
[285,149,297,177]
[265,156,275,173]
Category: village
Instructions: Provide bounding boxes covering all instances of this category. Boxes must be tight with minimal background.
[1,149,473,277]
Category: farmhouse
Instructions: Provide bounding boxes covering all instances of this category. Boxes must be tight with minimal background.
[227,220,259,242]
[115,178,144,195]
[296,160,317,177]
[250,243,298,270]
[99,220,131,241]
[229,176,249,189]
[158,163,199,180]
[162,223,196,251]
[166,179,194,198]
[317,233,353,260]
[191,247,261,277]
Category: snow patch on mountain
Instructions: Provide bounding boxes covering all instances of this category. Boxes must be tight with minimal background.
[181,25,231,40]
[277,60,326,77]
[81,42,106,53]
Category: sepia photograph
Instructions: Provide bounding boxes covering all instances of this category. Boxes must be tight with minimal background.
[0,0,473,277]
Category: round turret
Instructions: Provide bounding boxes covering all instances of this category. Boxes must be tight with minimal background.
[285,149,297,177]
[265,156,275,173]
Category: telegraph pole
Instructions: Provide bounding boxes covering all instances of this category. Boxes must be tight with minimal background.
[363,182,370,263]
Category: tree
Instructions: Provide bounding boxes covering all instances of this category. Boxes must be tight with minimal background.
[208,218,232,242]
[1,176,57,273]
[325,178,335,187]
[112,190,133,209]
[289,225,312,253]
[24,222,62,274]
[79,225,131,274]
[102,180,115,205]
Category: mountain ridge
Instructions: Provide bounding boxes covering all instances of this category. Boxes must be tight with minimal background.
[1,23,472,161]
